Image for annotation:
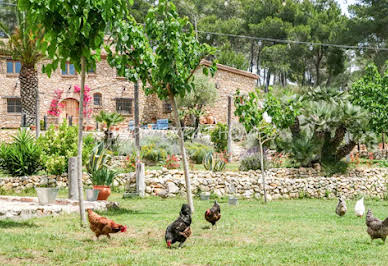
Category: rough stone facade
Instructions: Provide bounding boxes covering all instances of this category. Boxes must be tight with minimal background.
[0,56,258,128]
[1,168,387,200]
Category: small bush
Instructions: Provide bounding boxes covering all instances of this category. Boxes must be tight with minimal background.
[321,160,349,176]
[185,142,213,164]
[45,155,66,176]
[0,129,43,176]
[141,144,167,165]
[37,121,94,174]
[125,152,137,172]
[210,123,228,152]
[239,153,265,171]
[164,154,181,169]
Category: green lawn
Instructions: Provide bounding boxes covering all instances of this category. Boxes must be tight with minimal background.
[1,194,388,265]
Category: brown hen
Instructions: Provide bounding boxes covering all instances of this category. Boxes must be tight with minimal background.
[87,209,127,239]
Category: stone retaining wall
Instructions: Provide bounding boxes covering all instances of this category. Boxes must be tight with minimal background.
[1,168,387,200]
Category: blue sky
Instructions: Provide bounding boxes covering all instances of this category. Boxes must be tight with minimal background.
[338,0,358,15]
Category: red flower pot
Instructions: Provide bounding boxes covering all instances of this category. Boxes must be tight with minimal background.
[93,185,111,200]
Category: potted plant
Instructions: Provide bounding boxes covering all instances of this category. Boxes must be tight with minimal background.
[86,142,115,200]
[90,167,117,200]
[35,178,59,205]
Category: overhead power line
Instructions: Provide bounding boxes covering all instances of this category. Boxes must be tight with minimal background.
[198,30,388,52]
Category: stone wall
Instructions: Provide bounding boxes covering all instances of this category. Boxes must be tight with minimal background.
[1,168,387,200]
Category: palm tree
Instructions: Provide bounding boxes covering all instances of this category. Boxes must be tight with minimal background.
[0,1,44,136]
[95,110,124,147]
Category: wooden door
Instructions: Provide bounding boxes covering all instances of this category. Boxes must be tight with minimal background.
[59,98,79,125]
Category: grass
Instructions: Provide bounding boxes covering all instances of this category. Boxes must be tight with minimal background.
[1,194,388,265]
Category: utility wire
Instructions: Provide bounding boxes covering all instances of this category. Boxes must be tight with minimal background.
[198,30,388,52]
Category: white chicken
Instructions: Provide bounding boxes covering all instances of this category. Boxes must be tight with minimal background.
[354,197,365,217]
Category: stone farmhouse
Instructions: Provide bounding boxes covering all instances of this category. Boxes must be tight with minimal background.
[0,53,258,129]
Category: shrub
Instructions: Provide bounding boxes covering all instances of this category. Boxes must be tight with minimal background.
[125,152,137,172]
[203,152,226,172]
[185,142,213,164]
[0,129,43,176]
[37,121,94,174]
[239,153,265,171]
[141,143,167,165]
[164,154,180,169]
[45,155,66,176]
[210,123,228,152]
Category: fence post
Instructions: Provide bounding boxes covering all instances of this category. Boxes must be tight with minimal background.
[227,95,232,162]
[43,115,47,131]
[21,113,27,128]
[68,157,79,200]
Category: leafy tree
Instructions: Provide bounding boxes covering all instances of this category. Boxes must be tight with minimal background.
[351,63,388,137]
[348,0,388,70]
[177,73,217,132]
[0,0,17,36]
[144,0,216,211]
[216,41,248,70]
[0,0,44,133]
[21,0,129,225]
[234,89,279,203]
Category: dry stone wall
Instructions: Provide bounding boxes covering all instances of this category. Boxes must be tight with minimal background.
[1,168,387,200]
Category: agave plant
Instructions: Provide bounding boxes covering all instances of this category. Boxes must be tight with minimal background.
[0,129,43,176]
[86,142,112,178]
[90,166,117,186]
[203,152,226,172]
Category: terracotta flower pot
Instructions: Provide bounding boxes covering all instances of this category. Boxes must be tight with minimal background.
[93,185,111,200]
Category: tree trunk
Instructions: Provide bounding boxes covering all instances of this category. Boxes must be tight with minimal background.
[227,95,232,162]
[249,42,254,72]
[314,48,323,87]
[134,81,144,197]
[19,65,38,126]
[336,141,357,160]
[35,84,40,138]
[77,56,86,225]
[265,69,271,93]
[258,133,267,203]
[168,87,194,212]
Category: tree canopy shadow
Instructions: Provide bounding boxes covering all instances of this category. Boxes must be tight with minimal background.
[0,219,37,229]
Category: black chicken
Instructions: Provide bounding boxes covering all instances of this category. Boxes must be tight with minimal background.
[165,204,192,248]
[366,209,388,243]
[205,201,221,229]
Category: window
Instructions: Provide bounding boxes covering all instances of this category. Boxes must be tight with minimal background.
[88,67,96,74]
[6,60,21,74]
[61,63,76,75]
[7,98,22,113]
[163,101,172,113]
[115,98,132,114]
[93,93,102,106]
